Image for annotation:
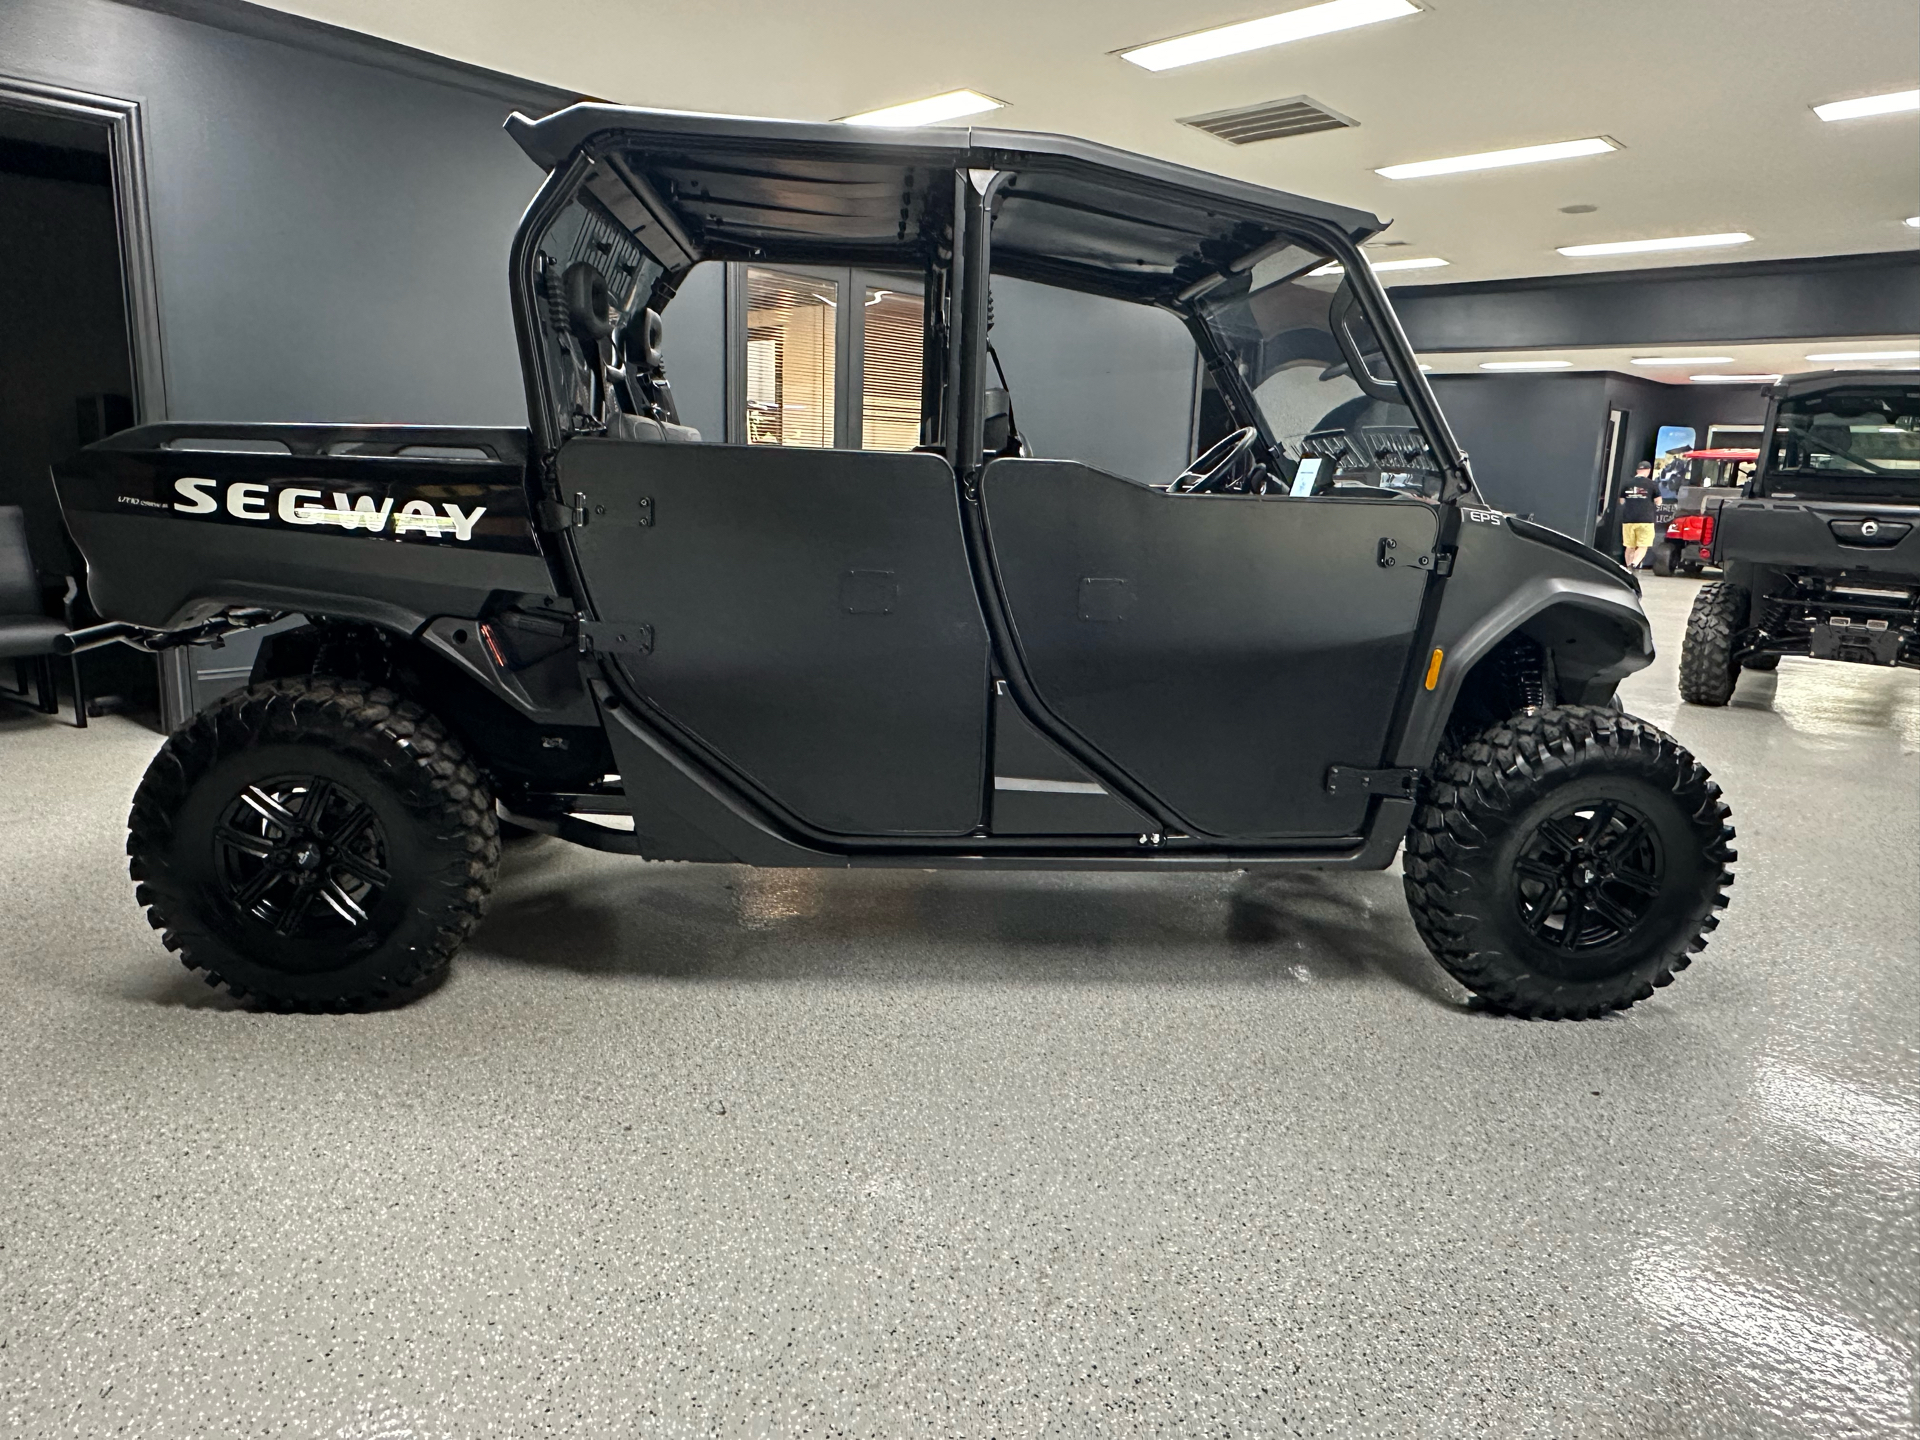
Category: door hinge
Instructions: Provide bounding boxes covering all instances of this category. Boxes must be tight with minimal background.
[538,491,591,532]
[1326,765,1420,799]
[1378,538,1453,574]
[580,620,652,659]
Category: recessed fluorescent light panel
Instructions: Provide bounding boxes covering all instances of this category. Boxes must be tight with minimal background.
[1813,89,1920,122]
[1805,349,1920,362]
[1692,374,1781,384]
[1308,256,1450,275]
[839,90,1003,127]
[1481,360,1572,371]
[1121,0,1418,71]
[1559,232,1752,258]
[1632,356,1733,366]
[1377,137,1615,180]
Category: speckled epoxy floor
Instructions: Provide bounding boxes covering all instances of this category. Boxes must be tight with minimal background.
[1,579,1915,1439]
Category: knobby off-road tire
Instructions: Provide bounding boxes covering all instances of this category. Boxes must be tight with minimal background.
[1402,705,1735,1020]
[1679,581,1750,706]
[1744,653,1779,671]
[127,677,499,1008]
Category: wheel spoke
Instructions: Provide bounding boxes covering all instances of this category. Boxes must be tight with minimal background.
[239,785,301,835]
[1588,889,1642,935]
[1595,815,1647,863]
[272,883,321,936]
[298,776,336,827]
[1524,881,1568,935]
[1558,894,1588,948]
[330,848,389,889]
[1534,818,1583,857]
[1515,857,1562,884]
[1610,866,1663,896]
[318,877,368,926]
[1581,801,1618,845]
[214,824,276,860]
[325,801,378,849]
[232,864,284,911]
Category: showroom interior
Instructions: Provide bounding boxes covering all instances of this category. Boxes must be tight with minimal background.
[1,0,1916,1434]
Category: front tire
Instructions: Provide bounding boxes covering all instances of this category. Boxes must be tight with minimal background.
[1402,706,1734,1019]
[126,677,499,1008]
[1679,582,1750,706]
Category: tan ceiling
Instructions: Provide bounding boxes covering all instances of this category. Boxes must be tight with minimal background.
[263,0,1919,287]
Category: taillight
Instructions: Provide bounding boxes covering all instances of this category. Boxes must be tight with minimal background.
[1699,513,1715,546]
[1669,514,1706,542]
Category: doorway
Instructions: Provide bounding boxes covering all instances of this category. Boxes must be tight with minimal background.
[0,79,166,725]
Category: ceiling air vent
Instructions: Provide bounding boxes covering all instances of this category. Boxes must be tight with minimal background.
[1179,95,1356,145]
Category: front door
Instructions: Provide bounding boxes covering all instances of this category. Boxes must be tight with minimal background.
[563,439,991,837]
[981,459,1436,838]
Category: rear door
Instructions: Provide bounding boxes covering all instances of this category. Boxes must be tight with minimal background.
[563,439,991,836]
[982,460,1436,838]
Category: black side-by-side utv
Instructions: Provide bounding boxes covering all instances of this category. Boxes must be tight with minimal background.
[53,105,1735,1018]
[1680,372,1920,703]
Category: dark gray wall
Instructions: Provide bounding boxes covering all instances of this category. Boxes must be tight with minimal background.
[990,276,1197,483]
[665,261,726,444]
[1430,374,1612,541]
[1396,251,1920,353]
[1429,373,1773,552]
[5,0,567,426]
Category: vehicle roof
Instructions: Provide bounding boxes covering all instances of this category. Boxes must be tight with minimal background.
[1772,369,1920,397]
[506,104,1387,301]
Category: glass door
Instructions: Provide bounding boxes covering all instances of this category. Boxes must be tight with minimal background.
[730,265,925,450]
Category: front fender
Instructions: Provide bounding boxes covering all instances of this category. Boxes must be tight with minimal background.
[1393,517,1652,769]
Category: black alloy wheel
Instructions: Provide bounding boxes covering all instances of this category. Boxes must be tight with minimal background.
[1403,705,1735,1019]
[1512,799,1663,965]
[213,775,391,942]
[128,676,498,1008]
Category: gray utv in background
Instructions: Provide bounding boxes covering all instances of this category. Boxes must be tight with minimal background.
[1681,373,1920,703]
[53,105,1735,1019]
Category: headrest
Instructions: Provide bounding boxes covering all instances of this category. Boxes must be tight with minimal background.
[628,308,665,375]
[561,262,613,341]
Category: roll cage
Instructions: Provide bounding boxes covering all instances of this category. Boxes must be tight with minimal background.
[502,104,1474,505]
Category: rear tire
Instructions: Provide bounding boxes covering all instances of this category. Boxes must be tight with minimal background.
[1744,653,1779,672]
[1679,582,1749,706]
[1650,541,1680,577]
[126,677,499,1009]
[1402,706,1735,1019]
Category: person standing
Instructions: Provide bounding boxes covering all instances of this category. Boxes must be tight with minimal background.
[1619,463,1657,569]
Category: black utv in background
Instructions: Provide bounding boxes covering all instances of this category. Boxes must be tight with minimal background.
[54,105,1735,1020]
[1681,373,1920,704]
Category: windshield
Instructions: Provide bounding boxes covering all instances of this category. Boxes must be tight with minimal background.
[1195,244,1441,498]
[1768,385,1920,484]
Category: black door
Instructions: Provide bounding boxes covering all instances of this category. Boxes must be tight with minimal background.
[981,459,1437,838]
[563,439,991,836]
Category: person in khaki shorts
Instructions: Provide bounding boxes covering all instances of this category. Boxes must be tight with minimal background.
[1619,462,1657,568]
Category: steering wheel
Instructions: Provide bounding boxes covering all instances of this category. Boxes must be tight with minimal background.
[1170,426,1261,494]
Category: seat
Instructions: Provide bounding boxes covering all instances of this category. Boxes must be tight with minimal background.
[0,505,86,725]
[610,308,701,443]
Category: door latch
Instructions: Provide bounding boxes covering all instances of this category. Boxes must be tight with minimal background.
[1377,537,1452,574]
[1326,765,1420,798]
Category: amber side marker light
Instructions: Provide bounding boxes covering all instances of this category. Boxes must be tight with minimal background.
[1425,648,1444,690]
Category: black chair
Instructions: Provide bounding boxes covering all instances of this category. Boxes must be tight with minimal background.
[0,505,86,727]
